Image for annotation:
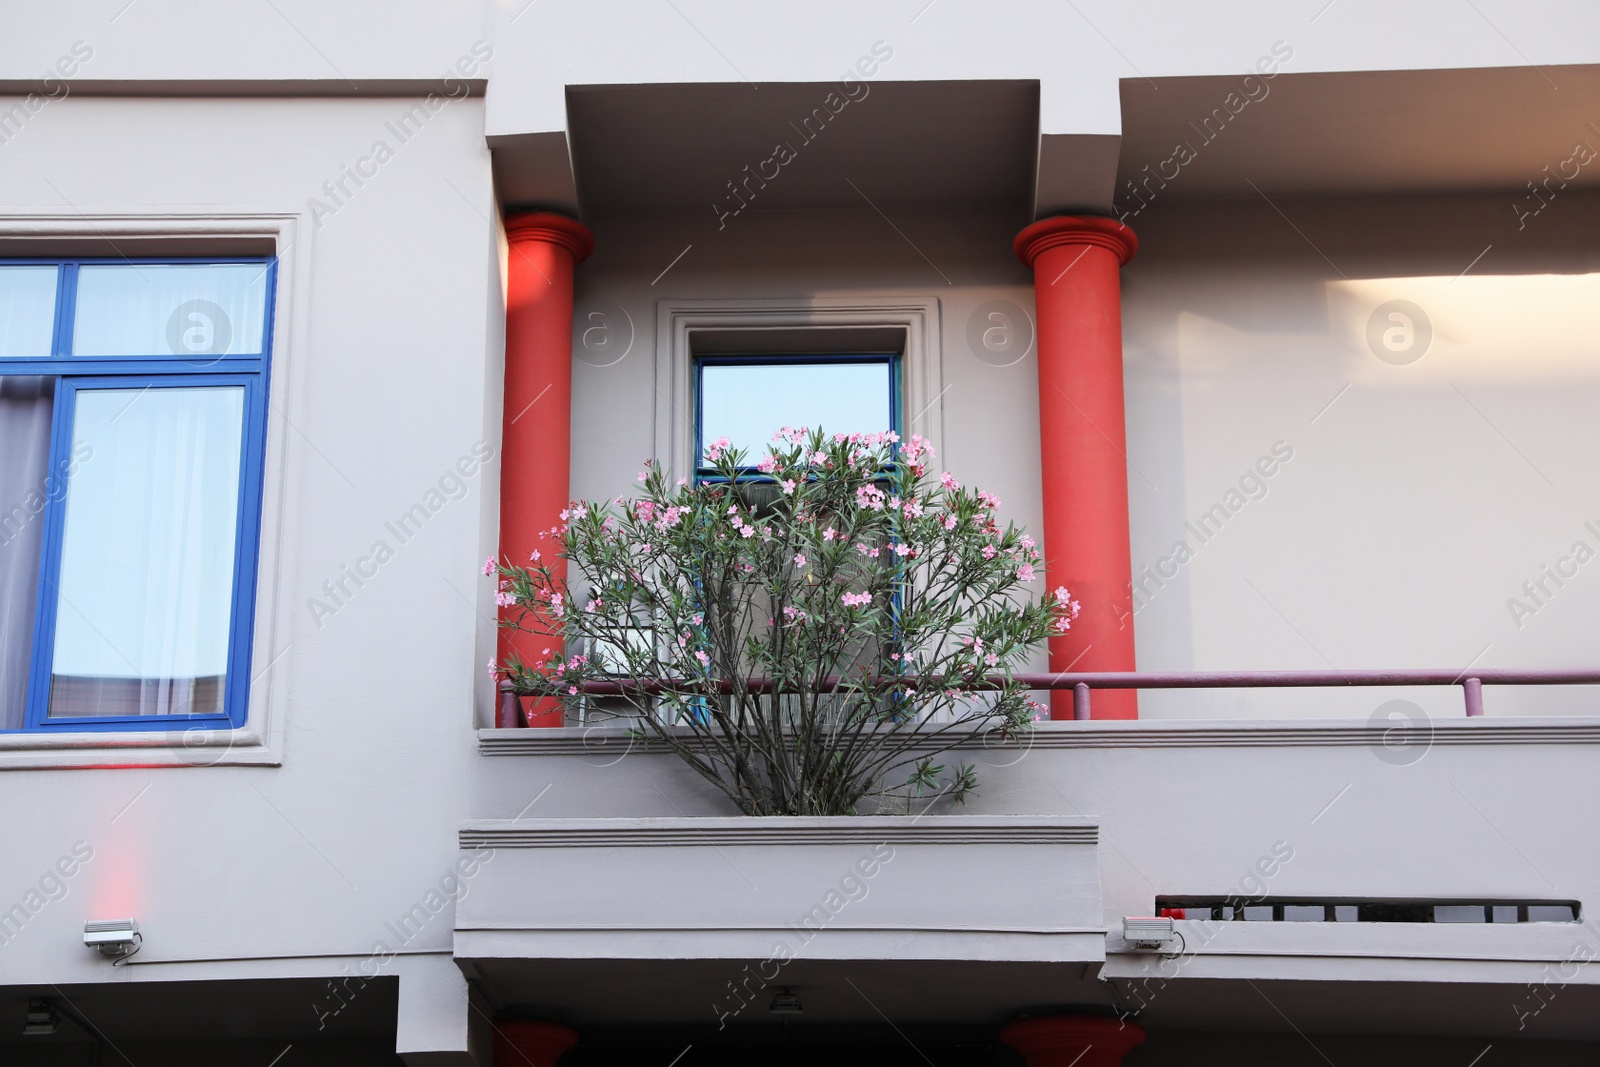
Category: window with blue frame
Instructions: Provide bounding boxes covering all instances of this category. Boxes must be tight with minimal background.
[0,259,275,733]
[694,354,899,479]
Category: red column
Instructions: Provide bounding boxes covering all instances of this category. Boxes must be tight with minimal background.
[499,212,594,728]
[493,1020,577,1066]
[1002,1015,1145,1067]
[1014,216,1140,720]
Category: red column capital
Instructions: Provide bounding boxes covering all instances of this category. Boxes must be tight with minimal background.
[1001,1014,1146,1067]
[1014,215,1138,270]
[1014,214,1140,719]
[497,211,593,727]
[492,1019,578,1066]
[505,211,596,263]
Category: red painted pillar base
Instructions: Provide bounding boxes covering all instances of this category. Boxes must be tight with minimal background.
[492,1019,577,1066]
[1002,1015,1145,1067]
[498,212,594,728]
[1014,216,1140,720]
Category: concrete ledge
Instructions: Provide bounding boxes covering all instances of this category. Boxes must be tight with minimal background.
[478,716,1600,755]
[454,815,1103,965]
[459,815,1096,848]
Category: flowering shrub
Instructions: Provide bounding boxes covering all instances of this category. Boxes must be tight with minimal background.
[489,427,1079,816]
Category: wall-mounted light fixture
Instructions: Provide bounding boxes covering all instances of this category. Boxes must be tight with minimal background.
[1122,915,1175,949]
[769,988,803,1014]
[84,918,141,959]
[22,999,58,1036]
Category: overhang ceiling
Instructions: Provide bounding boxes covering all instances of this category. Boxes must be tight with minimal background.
[562,80,1040,214]
[497,64,1600,220]
[1117,64,1600,201]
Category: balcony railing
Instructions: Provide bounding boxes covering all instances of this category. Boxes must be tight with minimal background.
[499,668,1600,725]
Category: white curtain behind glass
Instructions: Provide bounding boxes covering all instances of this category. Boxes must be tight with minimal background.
[72,264,268,357]
[50,386,244,717]
[0,377,53,730]
[0,266,58,357]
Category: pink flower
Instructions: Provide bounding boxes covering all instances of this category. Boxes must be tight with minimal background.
[939,472,959,491]
[568,686,579,695]
[900,433,935,466]
[496,591,516,608]
[841,592,872,608]
[1016,563,1036,583]
[781,478,797,494]
[530,549,541,562]
[794,553,807,567]
[482,556,497,577]
[985,652,999,666]
[705,436,732,462]
[694,650,710,667]
[741,524,756,538]
[856,484,886,510]
[892,543,911,557]
[982,543,997,560]
[486,658,499,676]
[942,514,958,530]
[637,469,649,481]
[903,499,924,519]
[978,490,1001,509]
[823,528,837,541]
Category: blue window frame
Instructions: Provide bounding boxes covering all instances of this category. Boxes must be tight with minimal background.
[693,353,900,479]
[0,258,275,733]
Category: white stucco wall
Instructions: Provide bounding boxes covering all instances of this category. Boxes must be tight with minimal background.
[0,96,504,1029]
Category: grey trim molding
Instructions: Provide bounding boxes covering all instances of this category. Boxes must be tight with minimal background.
[459,815,1097,849]
[479,716,1600,756]
[0,79,487,98]
[653,296,944,481]
[0,211,302,771]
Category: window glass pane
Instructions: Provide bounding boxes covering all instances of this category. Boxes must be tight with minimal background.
[0,266,59,357]
[72,264,268,357]
[48,386,245,718]
[699,360,892,465]
[0,377,54,729]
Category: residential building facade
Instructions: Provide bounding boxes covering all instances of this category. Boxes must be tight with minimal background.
[3,2,1600,1063]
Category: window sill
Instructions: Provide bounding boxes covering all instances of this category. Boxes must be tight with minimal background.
[0,726,276,769]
